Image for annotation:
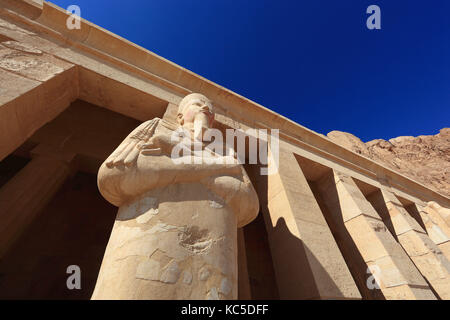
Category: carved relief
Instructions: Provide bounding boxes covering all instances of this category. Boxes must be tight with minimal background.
[0,42,64,81]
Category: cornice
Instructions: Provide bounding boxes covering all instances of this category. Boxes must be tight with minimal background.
[1,0,448,206]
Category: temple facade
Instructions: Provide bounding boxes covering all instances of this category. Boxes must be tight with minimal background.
[0,1,449,300]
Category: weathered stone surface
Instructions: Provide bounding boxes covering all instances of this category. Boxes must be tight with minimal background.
[93,94,259,299]
[375,190,450,299]
[264,146,360,300]
[316,171,435,300]
[428,201,450,227]
[92,183,238,299]
[0,42,69,81]
[412,203,450,261]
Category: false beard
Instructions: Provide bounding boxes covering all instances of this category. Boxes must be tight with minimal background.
[193,112,209,142]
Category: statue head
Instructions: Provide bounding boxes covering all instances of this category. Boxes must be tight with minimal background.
[177,93,214,128]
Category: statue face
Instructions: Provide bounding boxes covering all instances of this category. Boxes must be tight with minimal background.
[177,93,215,141]
[182,99,213,126]
[177,94,214,128]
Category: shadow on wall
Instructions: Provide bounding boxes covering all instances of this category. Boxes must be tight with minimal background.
[309,174,385,300]
[268,216,359,299]
[401,201,427,233]
[242,163,279,299]
[242,213,279,299]
[366,190,399,243]
[245,163,359,299]
[0,172,117,300]
[365,191,442,300]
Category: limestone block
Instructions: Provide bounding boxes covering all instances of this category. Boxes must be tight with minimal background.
[367,254,427,289]
[397,231,434,257]
[410,251,449,282]
[379,190,450,299]
[237,229,252,299]
[265,147,360,300]
[424,219,450,245]
[268,147,329,226]
[78,68,169,122]
[381,284,436,300]
[0,42,71,81]
[0,67,39,105]
[439,242,450,262]
[412,204,450,263]
[385,201,425,235]
[427,201,450,228]
[334,174,382,222]
[0,69,39,158]
[345,216,395,262]
[317,171,434,299]
[430,279,450,299]
[36,1,91,43]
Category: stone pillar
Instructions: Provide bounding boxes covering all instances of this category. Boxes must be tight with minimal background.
[316,171,435,300]
[263,145,360,299]
[413,203,450,262]
[0,145,75,258]
[369,188,450,299]
[427,202,450,228]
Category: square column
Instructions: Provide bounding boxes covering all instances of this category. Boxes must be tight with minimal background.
[262,146,360,299]
[413,203,450,262]
[369,189,450,299]
[317,171,435,299]
[427,202,450,228]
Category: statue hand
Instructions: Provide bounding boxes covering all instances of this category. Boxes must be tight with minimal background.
[105,118,159,168]
[140,133,177,156]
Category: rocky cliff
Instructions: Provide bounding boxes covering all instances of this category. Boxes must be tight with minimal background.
[327,128,450,198]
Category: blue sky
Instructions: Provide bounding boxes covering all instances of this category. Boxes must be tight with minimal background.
[49,0,449,142]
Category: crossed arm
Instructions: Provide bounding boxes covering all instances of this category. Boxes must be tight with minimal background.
[98,118,244,206]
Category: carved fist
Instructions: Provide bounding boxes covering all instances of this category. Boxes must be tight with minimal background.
[140,134,177,156]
